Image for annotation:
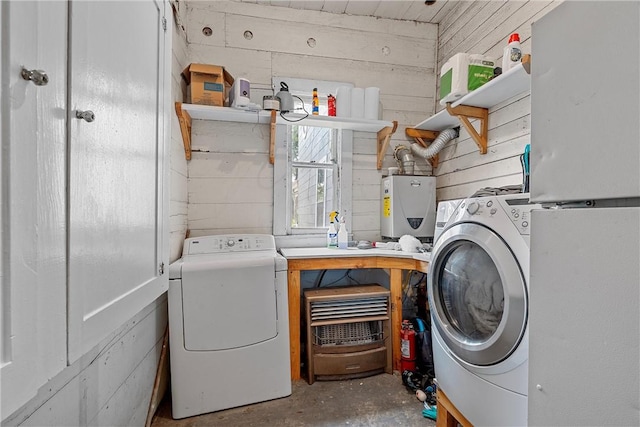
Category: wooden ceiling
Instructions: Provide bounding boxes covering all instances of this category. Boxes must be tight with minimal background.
[235,0,455,23]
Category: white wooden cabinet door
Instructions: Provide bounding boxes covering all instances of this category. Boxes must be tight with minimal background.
[0,0,68,417]
[67,0,169,363]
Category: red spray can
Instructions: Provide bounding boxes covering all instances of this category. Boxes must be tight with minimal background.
[401,320,416,372]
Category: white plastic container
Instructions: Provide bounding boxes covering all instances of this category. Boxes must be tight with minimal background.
[337,218,348,249]
[502,33,522,72]
[230,77,250,108]
[439,53,495,105]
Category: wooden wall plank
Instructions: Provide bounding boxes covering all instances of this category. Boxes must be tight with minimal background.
[188,202,273,231]
[271,53,435,97]
[439,1,507,62]
[188,44,273,88]
[433,1,563,202]
[191,121,270,153]
[188,177,273,204]
[188,152,273,178]
[227,14,438,68]
[185,8,225,47]
[437,174,522,201]
[438,1,481,44]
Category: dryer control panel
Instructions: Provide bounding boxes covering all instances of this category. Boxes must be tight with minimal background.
[457,195,541,236]
[184,234,276,255]
[500,197,539,235]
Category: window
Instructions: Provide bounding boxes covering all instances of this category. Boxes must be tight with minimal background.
[273,78,352,240]
[292,125,336,229]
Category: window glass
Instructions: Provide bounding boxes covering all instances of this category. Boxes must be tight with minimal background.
[290,125,337,229]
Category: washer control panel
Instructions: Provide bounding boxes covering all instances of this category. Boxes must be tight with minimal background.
[185,234,276,255]
[460,196,539,235]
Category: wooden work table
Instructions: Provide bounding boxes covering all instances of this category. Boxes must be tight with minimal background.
[279,247,430,381]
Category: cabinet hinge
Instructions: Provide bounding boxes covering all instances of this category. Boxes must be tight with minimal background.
[162,17,167,31]
[159,262,165,275]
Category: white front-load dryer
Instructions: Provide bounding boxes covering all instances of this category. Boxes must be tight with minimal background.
[168,235,291,419]
[427,194,540,427]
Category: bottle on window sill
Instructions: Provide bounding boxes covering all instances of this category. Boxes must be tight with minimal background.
[327,211,338,248]
[337,217,348,249]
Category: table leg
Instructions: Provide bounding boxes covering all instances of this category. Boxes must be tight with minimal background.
[389,268,402,372]
[288,269,301,380]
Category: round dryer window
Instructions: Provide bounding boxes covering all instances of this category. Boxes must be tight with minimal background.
[428,222,527,366]
[440,241,504,341]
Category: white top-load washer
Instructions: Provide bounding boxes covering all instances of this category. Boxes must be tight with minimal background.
[168,235,291,419]
[428,194,540,426]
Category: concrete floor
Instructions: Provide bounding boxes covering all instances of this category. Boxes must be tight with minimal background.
[151,373,436,426]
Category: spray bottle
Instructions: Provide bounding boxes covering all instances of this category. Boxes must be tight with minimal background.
[327,211,338,248]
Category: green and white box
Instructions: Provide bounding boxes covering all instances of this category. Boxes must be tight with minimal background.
[439,53,495,105]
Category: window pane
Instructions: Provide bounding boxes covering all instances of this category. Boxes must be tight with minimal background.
[292,125,334,163]
[292,167,335,228]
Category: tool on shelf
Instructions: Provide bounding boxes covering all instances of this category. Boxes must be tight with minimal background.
[520,144,530,193]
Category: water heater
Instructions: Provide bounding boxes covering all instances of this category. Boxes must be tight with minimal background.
[381,175,436,240]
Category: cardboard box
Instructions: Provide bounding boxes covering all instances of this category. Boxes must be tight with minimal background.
[182,63,234,106]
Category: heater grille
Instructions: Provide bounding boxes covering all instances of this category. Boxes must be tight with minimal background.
[310,296,389,321]
[304,285,392,384]
[312,321,384,346]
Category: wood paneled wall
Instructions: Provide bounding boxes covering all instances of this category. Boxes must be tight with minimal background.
[170,1,189,260]
[178,0,565,240]
[434,0,562,201]
[183,1,438,242]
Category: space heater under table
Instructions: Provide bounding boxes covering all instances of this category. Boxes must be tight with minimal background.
[304,285,391,384]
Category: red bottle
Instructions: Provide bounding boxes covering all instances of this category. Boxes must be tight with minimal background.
[401,320,416,372]
[327,94,336,116]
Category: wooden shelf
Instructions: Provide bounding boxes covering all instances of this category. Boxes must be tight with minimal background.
[175,103,397,164]
[407,55,531,163]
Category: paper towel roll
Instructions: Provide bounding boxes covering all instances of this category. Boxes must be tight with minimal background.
[364,87,380,120]
[336,86,352,118]
[351,88,365,119]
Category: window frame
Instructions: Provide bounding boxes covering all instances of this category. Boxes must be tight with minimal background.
[272,77,353,241]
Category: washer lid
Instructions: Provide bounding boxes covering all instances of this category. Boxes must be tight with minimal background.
[181,255,278,351]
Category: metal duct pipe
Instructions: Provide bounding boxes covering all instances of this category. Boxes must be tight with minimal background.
[410,127,459,159]
[393,145,415,175]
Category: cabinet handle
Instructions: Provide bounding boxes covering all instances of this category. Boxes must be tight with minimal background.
[20,68,49,86]
[75,110,95,123]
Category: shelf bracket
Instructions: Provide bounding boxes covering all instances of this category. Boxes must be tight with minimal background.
[376,120,398,170]
[175,102,192,160]
[445,103,488,154]
[405,128,440,168]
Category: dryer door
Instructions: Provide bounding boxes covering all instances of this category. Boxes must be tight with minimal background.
[181,256,278,351]
[428,222,526,366]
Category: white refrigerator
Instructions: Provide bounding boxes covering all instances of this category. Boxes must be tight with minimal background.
[529,2,640,426]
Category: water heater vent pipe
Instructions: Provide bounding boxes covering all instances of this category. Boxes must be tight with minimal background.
[393,145,416,175]
[410,127,459,159]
